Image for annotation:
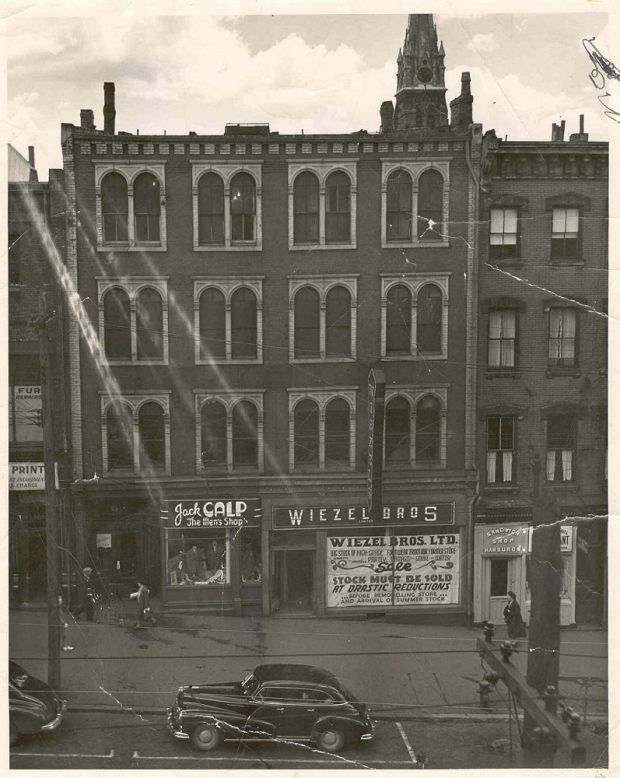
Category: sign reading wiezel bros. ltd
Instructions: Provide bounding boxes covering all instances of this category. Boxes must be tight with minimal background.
[273,503,454,529]
[162,499,261,529]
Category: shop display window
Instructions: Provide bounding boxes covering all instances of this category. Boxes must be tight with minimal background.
[240,526,262,584]
[167,529,229,586]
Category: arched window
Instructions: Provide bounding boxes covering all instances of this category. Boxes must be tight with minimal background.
[138,402,165,470]
[294,287,320,358]
[417,169,443,240]
[199,288,226,360]
[417,284,442,353]
[198,173,224,245]
[325,398,350,466]
[232,401,258,468]
[231,287,257,359]
[325,171,351,243]
[416,395,441,463]
[201,401,227,468]
[106,403,133,471]
[294,399,319,467]
[103,288,131,359]
[325,285,351,357]
[101,172,128,242]
[386,285,411,355]
[136,287,164,360]
[294,172,319,244]
[385,397,410,464]
[386,170,412,242]
[230,172,255,242]
[134,172,161,242]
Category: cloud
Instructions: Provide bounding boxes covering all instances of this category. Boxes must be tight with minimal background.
[466,33,499,53]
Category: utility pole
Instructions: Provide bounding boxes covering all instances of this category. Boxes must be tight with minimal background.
[38,290,62,692]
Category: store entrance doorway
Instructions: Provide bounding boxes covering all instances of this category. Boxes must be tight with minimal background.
[272,549,315,615]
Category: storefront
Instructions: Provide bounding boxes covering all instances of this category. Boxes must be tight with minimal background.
[269,500,467,620]
[160,498,262,615]
[473,516,577,627]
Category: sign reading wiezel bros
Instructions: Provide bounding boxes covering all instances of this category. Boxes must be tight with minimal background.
[273,503,454,529]
[162,499,262,529]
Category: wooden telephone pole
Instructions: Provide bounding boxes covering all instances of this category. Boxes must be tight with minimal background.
[38,291,62,691]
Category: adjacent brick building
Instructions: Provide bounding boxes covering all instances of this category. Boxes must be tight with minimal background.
[472,122,608,626]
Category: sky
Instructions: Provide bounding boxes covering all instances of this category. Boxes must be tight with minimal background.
[2,2,618,179]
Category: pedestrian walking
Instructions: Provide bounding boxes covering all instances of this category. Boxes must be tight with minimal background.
[73,566,96,621]
[503,590,527,638]
[130,579,157,628]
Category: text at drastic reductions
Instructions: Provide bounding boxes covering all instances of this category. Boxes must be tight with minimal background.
[326,533,460,608]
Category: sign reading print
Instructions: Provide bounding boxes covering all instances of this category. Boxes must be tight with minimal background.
[162,499,261,529]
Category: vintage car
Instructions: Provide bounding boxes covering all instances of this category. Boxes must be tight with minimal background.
[167,662,373,752]
[9,661,67,746]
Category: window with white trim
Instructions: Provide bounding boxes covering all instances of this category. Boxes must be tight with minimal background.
[98,278,168,364]
[551,207,580,260]
[288,161,357,249]
[383,387,447,468]
[195,392,264,473]
[486,416,515,484]
[546,415,576,482]
[95,163,167,251]
[192,162,262,251]
[381,274,449,359]
[194,278,263,364]
[288,389,356,471]
[381,161,449,248]
[548,307,577,368]
[490,208,519,260]
[101,393,171,475]
[289,277,357,362]
[488,309,517,368]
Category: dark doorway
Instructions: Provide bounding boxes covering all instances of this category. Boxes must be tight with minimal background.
[272,549,314,615]
[27,531,47,601]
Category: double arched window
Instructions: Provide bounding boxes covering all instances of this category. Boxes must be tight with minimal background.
[291,280,356,360]
[193,166,261,249]
[290,392,355,470]
[384,393,444,467]
[104,396,169,474]
[198,395,262,472]
[289,164,356,248]
[98,165,165,249]
[383,164,447,246]
[196,281,261,362]
[101,283,166,362]
[383,279,446,357]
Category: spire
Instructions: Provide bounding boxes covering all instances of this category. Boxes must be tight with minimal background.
[392,13,448,131]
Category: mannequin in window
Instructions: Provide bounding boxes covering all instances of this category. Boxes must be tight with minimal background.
[185,544,200,580]
[206,540,223,572]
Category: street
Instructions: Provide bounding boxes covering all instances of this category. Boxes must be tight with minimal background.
[9,709,551,770]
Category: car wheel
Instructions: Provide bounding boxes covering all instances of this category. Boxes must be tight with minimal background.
[9,722,18,747]
[316,727,345,753]
[191,722,222,751]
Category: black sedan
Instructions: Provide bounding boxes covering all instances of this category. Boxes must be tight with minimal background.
[9,661,67,746]
[167,663,373,753]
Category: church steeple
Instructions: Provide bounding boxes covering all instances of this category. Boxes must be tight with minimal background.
[393,13,448,131]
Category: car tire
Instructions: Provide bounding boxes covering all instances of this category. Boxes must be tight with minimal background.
[191,722,222,751]
[9,721,18,747]
[316,726,346,753]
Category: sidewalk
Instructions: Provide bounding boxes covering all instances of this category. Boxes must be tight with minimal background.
[9,600,608,723]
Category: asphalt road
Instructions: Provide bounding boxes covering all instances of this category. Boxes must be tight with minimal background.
[8,710,608,770]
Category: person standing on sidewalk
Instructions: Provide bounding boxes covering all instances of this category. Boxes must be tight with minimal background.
[58,595,74,651]
[130,579,157,628]
[73,566,96,621]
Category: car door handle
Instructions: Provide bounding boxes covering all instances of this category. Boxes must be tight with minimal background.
[276,707,284,712]
[306,708,315,712]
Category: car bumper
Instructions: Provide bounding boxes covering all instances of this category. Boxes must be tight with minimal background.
[166,708,189,739]
[361,731,374,741]
[41,699,67,731]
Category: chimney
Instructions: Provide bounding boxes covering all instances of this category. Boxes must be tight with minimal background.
[449,71,473,129]
[380,101,394,133]
[80,109,95,131]
[570,114,589,142]
[103,82,116,135]
[27,145,38,182]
